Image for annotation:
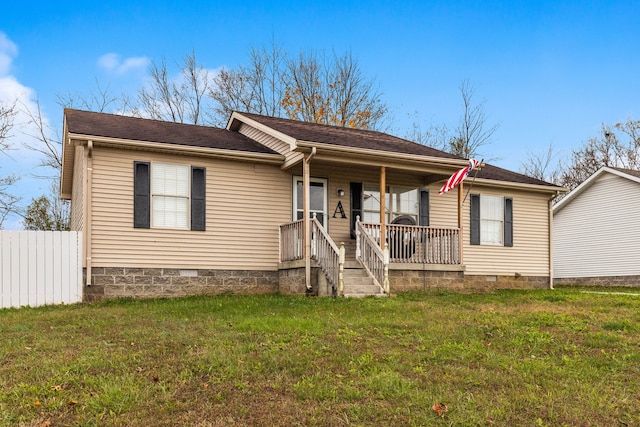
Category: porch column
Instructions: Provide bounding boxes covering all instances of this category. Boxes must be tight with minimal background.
[458,181,464,264]
[303,148,316,290]
[380,166,386,249]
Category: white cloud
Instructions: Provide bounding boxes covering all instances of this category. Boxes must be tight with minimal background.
[97,53,149,75]
[0,32,18,76]
[0,33,53,229]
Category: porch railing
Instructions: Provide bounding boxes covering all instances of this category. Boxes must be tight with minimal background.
[355,219,389,294]
[279,219,304,262]
[311,216,343,296]
[359,223,460,264]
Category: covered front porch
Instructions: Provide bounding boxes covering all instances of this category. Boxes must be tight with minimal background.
[279,216,464,297]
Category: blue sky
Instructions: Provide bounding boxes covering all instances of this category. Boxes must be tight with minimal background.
[1,0,639,229]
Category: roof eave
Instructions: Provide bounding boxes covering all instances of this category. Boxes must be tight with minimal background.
[67,132,285,164]
[474,177,568,194]
[227,112,298,150]
[60,116,74,199]
[295,140,469,173]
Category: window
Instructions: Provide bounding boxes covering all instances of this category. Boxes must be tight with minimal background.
[152,163,189,228]
[293,177,328,228]
[362,184,420,224]
[470,194,513,246]
[134,162,206,231]
[480,195,503,245]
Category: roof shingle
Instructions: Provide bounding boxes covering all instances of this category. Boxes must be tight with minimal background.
[65,109,278,155]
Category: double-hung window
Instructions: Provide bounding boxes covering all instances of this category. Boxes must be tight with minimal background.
[470,194,513,246]
[152,163,190,228]
[134,161,206,231]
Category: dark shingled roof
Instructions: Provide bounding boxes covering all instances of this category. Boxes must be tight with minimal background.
[238,112,461,159]
[240,112,562,189]
[65,109,278,155]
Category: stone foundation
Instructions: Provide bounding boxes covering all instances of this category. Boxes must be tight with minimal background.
[84,267,279,302]
[554,275,640,288]
[389,268,549,293]
[82,265,552,301]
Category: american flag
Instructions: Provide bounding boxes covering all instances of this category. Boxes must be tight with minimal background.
[439,159,480,195]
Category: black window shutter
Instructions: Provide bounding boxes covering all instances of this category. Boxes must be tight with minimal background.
[191,167,206,231]
[133,161,150,229]
[470,194,480,245]
[350,182,362,239]
[419,190,430,226]
[504,197,513,247]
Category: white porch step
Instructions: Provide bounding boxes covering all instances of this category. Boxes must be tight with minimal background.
[342,267,386,298]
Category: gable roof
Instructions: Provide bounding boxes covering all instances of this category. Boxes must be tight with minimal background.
[65,109,278,154]
[232,112,461,159]
[230,112,564,191]
[553,166,640,213]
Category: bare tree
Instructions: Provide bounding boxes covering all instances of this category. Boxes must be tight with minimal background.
[282,50,388,130]
[136,51,214,125]
[20,99,62,174]
[56,79,133,114]
[405,111,454,151]
[450,79,499,158]
[210,40,287,125]
[520,144,562,183]
[0,99,20,228]
[559,120,640,191]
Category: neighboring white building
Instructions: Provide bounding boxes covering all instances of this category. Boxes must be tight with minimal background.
[553,167,640,286]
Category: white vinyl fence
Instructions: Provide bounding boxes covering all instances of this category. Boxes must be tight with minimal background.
[1,231,83,309]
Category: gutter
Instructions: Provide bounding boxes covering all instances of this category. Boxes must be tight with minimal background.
[548,190,561,290]
[67,133,285,164]
[84,140,93,286]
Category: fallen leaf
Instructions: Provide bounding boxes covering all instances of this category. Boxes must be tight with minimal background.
[432,402,448,418]
[68,400,77,406]
[203,383,209,390]
[136,367,144,372]
[152,376,159,382]
[40,421,51,427]
[51,385,64,391]
[34,401,41,407]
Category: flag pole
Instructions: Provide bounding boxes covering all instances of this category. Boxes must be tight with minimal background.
[462,158,484,205]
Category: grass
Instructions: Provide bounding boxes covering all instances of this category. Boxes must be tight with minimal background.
[1,288,639,426]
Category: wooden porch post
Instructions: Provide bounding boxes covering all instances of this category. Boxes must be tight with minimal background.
[458,181,464,264]
[380,166,386,250]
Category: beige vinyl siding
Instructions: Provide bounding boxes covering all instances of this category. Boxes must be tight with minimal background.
[70,145,85,232]
[238,123,303,166]
[463,186,551,276]
[553,173,640,278]
[89,147,291,270]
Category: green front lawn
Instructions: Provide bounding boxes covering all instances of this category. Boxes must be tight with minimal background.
[1,289,639,426]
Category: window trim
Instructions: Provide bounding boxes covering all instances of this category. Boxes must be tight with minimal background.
[470,194,513,247]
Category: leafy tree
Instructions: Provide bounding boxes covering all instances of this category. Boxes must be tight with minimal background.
[22,191,69,231]
[281,51,387,129]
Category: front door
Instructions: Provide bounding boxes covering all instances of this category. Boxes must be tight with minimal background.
[293,177,328,228]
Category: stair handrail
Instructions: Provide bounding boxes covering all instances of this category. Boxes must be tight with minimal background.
[355,216,389,294]
[311,215,344,296]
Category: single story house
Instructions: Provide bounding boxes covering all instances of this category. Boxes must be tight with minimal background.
[553,166,640,287]
[61,109,565,300]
